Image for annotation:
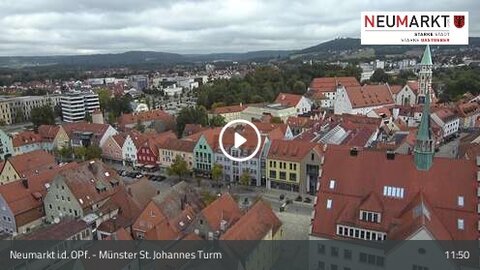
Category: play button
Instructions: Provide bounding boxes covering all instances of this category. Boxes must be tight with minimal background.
[234,132,247,148]
[219,119,262,162]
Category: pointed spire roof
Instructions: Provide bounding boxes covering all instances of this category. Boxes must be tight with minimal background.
[416,91,431,141]
[421,45,433,65]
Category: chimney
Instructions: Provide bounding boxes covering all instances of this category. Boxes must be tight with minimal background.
[386,150,396,160]
[350,147,359,157]
[22,178,29,189]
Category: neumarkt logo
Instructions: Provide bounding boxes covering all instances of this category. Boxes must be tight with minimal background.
[361,11,469,45]
[365,14,451,28]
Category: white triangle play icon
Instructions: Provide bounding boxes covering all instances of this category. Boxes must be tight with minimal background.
[234,132,247,148]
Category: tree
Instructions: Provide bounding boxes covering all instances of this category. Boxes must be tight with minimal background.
[74,147,87,161]
[97,88,111,112]
[292,81,307,94]
[270,117,283,124]
[209,115,226,127]
[370,69,391,83]
[58,146,73,161]
[14,107,24,123]
[167,155,190,181]
[240,171,251,186]
[176,106,208,136]
[85,145,102,160]
[84,111,93,123]
[30,105,56,130]
[211,163,223,182]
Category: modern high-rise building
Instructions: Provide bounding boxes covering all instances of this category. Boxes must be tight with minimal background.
[60,92,100,122]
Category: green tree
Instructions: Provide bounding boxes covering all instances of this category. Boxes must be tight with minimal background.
[97,88,111,112]
[240,171,251,186]
[74,146,87,161]
[270,117,283,124]
[370,69,391,83]
[58,146,73,161]
[167,155,190,181]
[31,105,56,130]
[176,106,208,136]
[211,163,223,182]
[209,115,226,127]
[84,111,93,123]
[14,107,24,123]
[85,145,102,160]
[292,80,307,94]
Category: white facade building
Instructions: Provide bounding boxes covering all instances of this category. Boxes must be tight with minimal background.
[60,93,100,122]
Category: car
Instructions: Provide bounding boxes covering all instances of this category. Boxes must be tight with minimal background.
[135,173,143,179]
[279,194,285,200]
[295,195,303,202]
[304,197,312,203]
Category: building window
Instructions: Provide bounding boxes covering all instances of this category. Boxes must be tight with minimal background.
[457,196,464,207]
[344,249,352,260]
[317,243,325,254]
[289,173,296,181]
[279,172,286,180]
[330,247,339,257]
[269,170,276,178]
[457,219,464,230]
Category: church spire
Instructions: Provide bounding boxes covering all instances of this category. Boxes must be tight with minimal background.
[414,92,435,171]
[417,45,433,104]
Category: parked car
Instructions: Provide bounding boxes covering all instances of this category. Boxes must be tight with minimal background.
[304,197,312,203]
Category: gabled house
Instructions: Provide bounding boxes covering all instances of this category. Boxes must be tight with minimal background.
[11,131,43,156]
[158,138,197,170]
[456,101,480,129]
[38,124,69,151]
[0,150,57,185]
[136,131,176,169]
[192,128,221,176]
[132,181,204,240]
[274,93,312,115]
[102,133,127,163]
[43,160,123,227]
[266,140,323,194]
[192,193,242,240]
[431,107,460,140]
[0,129,13,160]
[0,162,78,235]
[117,109,175,132]
[122,130,147,167]
[334,84,395,115]
[307,76,360,109]
[209,104,247,122]
[62,122,118,148]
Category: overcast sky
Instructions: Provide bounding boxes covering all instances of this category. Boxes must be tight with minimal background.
[0,0,478,56]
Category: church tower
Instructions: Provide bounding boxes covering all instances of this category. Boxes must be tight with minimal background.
[417,45,433,104]
[414,90,435,171]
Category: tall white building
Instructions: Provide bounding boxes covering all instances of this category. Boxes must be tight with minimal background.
[60,92,100,122]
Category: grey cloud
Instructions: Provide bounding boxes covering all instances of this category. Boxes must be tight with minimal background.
[0,0,478,56]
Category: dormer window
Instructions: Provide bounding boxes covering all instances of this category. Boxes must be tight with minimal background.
[359,210,381,223]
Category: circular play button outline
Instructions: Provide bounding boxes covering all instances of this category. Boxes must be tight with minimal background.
[219,119,262,162]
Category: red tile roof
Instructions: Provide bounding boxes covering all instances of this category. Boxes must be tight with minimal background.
[118,109,174,129]
[159,138,197,153]
[309,77,360,93]
[112,133,128,147]
[37,125,60,142]
[345,84,394,109]
[183,124,207,137]
[212,104,246,114]
[22,219,88,240]
[58,160,123,210]
[268,140,322,162]
[62,122,110,136]
[0,162,78,226]
[105,227,133,240]
[7,150,57,178]
[274,93,303,107]
[12,131,43,147]
[140,131,177,156]
[457,102,480,117]
[220,200,281,240]
[200,193,242,232]
[389,85,403,95]
[311,146,478,240]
